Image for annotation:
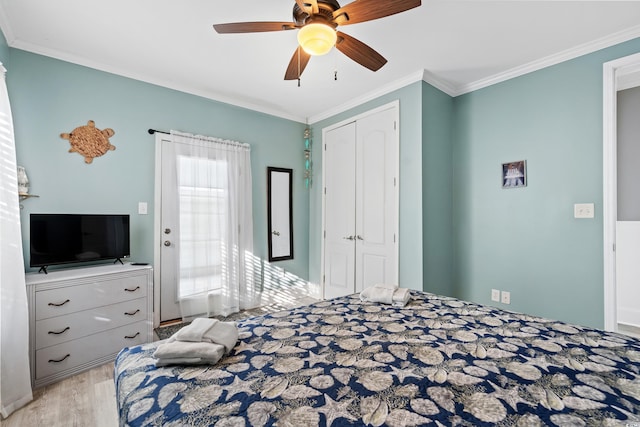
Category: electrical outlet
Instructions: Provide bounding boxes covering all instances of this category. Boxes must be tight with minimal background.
[501,291,511,304]
[491,289,500,302]
[574,203,594,219]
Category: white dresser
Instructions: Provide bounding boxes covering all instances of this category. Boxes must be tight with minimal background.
[26,263,153,388]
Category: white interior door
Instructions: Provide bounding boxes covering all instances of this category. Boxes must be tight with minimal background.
[323,104,399,299]
[159,139,182,322]
[323,122,357,300]
[355,108,398,292]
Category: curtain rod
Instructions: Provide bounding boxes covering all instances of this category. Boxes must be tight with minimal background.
[148,128,169,135]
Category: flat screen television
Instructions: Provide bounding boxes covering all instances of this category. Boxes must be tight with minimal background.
[30,214,130,273]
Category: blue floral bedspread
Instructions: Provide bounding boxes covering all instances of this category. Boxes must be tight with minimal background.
[114,292,640,426]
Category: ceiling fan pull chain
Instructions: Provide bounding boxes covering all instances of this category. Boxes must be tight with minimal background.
[297,46,302,87]
[334,70,338,81]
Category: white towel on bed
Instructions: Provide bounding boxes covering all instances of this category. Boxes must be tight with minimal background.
[153,341,226,366]
[174,318,238,354]
[391,288,411,307]
[153,318,239,366]
[360,284,410,307]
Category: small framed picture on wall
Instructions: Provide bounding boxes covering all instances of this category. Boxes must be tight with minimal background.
[502,160,526,189]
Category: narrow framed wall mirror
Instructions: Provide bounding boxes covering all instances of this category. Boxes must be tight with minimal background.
[267,167,294,262]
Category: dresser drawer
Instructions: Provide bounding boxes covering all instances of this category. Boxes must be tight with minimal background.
[35,297,147,350]
[35,275,147,320]
[35,321,148,380]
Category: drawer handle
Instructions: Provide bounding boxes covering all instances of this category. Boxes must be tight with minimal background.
[124,309,140,316]
[125,332,140,339]
[48,354,70,363]
[124,286,140,292]
[48,326,70,335]
[48,299,70,307]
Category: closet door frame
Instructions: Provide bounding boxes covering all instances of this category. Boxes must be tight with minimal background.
[603,52,640,332]
[320,101,400,299]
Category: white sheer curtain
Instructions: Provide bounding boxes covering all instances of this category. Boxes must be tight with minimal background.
[168,131,255,320]
[0,64,33,418]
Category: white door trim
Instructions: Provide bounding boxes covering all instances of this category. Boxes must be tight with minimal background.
[320,100,400,299]
[603,52,640,331]
[152,133,166,328]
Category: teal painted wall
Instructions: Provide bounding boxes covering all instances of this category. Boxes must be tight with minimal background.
[309,82,426,292]
[7,50,309,284]
[453,38,640,329]
[422,82,454,296]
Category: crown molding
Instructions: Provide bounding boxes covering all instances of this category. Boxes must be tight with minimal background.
[309,23,640,123]
[8,39,305,123]
[454,24,640,96]
[420,70,457,97]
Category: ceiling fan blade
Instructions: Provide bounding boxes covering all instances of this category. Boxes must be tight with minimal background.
[333,0,421,26]
[284,47,312,80]
[335,31,387,72]
[213,22,297,33]
[308,0,319,14]
[295,0,312,15]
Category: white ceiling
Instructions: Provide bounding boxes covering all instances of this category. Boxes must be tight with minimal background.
[1,1,639,123]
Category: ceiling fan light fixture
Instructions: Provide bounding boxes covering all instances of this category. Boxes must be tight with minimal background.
[297,23,336,56]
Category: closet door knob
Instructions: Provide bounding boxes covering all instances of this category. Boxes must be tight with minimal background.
[343,236,355,241]
[356,235,364,241]
[164,240,171,247]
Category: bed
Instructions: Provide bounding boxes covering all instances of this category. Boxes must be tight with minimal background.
[114,291,640,426]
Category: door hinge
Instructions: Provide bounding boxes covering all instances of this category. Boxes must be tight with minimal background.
[613,243,616,252]
[324,230,326,239]
[322,274,325,284]
[394,177,396,187]
[394,121,397,130]
[394,234,396,243]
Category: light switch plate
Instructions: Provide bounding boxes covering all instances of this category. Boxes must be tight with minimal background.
[138,202,148,215]
[574,203,594,219]
[491,289,500,302]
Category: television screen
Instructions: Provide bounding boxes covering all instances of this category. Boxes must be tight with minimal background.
[30,214,130,269]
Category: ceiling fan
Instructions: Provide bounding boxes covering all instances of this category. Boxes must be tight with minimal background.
[213,0,422,81]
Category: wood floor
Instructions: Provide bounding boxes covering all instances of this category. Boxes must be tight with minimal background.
[0,362,117,427]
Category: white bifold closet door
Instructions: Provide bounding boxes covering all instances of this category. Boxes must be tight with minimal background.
[323,106,398,300]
